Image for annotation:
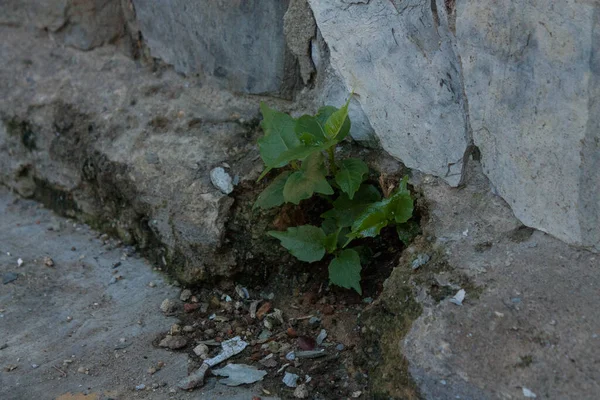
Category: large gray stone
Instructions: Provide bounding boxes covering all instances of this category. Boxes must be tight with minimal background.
[456,0,600,251]
[132,0,298,96]
[308,0,470,185]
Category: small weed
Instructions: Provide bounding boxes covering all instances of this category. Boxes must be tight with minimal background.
[254,95,415,294]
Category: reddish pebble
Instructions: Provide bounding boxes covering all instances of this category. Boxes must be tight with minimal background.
[286,327,298,337]
[256,302,271,320]
[297,336,316,350]
[184,303,200,313]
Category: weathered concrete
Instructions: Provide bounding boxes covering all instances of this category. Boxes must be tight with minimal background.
[132,0,298,96]
[0,25,266,284]
[456,0,600,252]
[396,164,600,399]
[308,0,470,186]
[0,187,276,400]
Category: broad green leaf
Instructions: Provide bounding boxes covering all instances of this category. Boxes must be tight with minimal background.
[298,132,317,145]
[335,158,369,199]
[283,152,333,204]
[258,103,300,168]
[396,221,421,246]
[321,184,381,228]
[321,217,338,235]
[268,225,327,262]
[349,176,413,239]
[324,96,352,139]
[387,176,413,224]
[324,229,341,253]
[253,171,291,210]
[349,204,390,239]
[296,115,327,143]
[389,191,413,224]
[259,139,339,181]
[316,106,351,141]
[328,249,362,294]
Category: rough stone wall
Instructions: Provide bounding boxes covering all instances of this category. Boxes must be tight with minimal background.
[132,0,299,96]
[307,0,599,252]
[457,0,600,251]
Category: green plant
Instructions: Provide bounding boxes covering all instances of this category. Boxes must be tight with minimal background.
[254,97,414,294]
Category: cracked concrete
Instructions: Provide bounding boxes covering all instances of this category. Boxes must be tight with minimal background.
[0,186,275,400]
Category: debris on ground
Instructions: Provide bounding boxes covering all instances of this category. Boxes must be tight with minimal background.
[159,335,187,350]
[316,329,327,345]
[193,343,209,358]
[522,387,537,398]
[43,256,54,267]
[283,372,300,388]
[210,167,234,194]
[160,298,177,313]
[2,272,18,284]
[449,289,466,306]
[212,363,267,386]
[411,253,430,270]
[293,383,309,398]
[177,336,248,390]
[180,289,192,301]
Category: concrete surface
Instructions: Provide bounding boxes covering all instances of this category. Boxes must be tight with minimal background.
[0,186,274,400]
[400,164,600,399]
[0,23,266,285]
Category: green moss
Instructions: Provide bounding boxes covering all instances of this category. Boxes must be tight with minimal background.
[360,264,423,399]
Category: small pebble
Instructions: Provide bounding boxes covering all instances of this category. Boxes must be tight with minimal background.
[294,384,309,398]
[160,299,176,313]
[180,289,192,302]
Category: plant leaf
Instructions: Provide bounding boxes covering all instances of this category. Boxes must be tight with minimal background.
[389,191,413,224]
[335,158,369,199]
[396,221,421,246]
[387,177,413,224]
[268,225,327,262]
[324,97,352,139]
[258,103,300,168]
[253,171,292,210]
[328,249,362,294]
[324,229,341,254]
[316,106,351,141]
[349,204,390,239]
[349,176,413,239]
[283,152,333,204]
[296,115,327,143]
[321,184,381,228]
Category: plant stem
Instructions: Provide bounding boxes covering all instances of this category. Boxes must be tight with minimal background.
[327,147,337,174]
[290,160,299,170]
